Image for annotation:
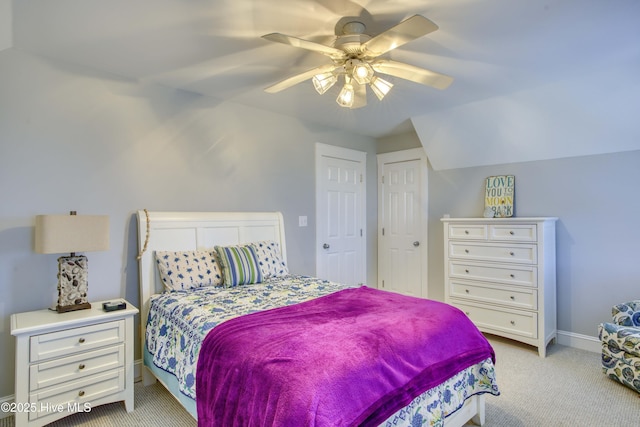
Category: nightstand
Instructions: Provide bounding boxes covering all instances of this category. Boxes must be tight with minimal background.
[10,300,138,427]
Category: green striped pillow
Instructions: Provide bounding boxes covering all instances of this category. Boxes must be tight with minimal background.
[215,245,263,287]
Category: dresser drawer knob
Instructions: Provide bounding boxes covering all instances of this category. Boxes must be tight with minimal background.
[509,252,515,256]
[509,231,514,235]
[465,289,470,293]
[510,296,515,300]
[79,364,86,370]
[78,338,86,344]
[510,274,515,278]
[464,230,469,235]
[78,390,85,397]
[465,312,470,316]
[510,320,516,325]
[465,269,470,273]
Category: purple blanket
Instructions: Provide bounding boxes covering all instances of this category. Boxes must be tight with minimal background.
[196,286,494,426]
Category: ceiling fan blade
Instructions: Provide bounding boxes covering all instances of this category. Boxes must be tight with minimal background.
[351,81,367,109]
[262,33,346,60]
[362,15,438,58]
[264,64,340,93]
[372,59,453,90]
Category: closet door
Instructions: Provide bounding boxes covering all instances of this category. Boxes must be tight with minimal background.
[315,143,366,286]
[378,149,428,298]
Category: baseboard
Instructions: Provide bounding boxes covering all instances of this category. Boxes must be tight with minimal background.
[557,330,600,353]
[0,394,14,420]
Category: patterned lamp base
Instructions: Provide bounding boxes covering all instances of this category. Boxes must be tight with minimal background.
[56,255,92,313]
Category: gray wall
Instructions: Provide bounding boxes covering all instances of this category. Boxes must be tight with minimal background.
[0,49,378,398]
[427,150,640,338]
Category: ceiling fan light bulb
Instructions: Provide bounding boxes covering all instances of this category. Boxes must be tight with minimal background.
[370,76,393,101]
[352,62,374,85]
[312,72,337,95]
[336,83,355,108]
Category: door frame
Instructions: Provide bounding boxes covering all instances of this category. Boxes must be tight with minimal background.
[315,143,367,283]
[377,148,429,297]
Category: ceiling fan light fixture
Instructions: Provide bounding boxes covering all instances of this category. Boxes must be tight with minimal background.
[370,76,393,101]
[336,82,355,108]
[351,61,374,85]
[312,72,338,95]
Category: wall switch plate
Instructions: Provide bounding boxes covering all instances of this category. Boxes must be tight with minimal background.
[299,216,308,227]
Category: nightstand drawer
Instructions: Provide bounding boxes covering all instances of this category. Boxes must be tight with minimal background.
[30,344,125,390]
[29,369,125,421]
[30,321,124,362]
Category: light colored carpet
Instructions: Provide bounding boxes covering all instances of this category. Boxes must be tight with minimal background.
[1,336,637,426]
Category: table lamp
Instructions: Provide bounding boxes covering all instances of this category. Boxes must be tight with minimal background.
[35,211,109,313]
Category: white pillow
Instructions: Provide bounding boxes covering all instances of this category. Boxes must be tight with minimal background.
[155,250,223,291]
[252,241,289,279]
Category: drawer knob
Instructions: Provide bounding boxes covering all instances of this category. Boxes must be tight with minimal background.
[510,274,515,278]
[465,289,470,293]
[464,230,469,235]
[78,338,86,344]
[510,296,515,300]
[465,312,470,316]
[79,364,86,370]
[78,390,85,397]
[465,249,470,254]
[510,252,515,256]
[465,269,470,273]
[510,320,516,325]
[509,231,515,235]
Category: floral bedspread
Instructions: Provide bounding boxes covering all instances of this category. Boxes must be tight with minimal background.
[145,275,499,426]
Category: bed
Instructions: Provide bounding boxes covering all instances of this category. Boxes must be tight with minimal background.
[137,210,499,426]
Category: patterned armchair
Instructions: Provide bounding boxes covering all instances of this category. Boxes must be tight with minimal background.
[598,300,640,393]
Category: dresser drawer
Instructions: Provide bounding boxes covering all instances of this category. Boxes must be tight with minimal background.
[450,280,537,310]
[29,369,124,421]
[489,224,537,242]
[448,224,487,240]
[30,344,125,390]
[30,321,125,362]
[452,300,538,339]
[449,261,537,287]
[449,241,537,264]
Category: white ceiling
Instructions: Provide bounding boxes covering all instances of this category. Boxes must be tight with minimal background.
[8,0,640,140]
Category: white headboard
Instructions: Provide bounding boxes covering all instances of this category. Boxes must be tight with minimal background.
[136,210,287,349]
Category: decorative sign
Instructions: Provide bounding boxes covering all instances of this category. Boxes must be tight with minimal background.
[484,175,515,218]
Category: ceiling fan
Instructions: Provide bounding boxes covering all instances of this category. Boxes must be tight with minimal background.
[261,14,454,109]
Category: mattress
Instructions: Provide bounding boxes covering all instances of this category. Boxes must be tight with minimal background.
[145,275,499,425]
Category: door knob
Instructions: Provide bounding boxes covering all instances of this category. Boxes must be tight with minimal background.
[413,241,420,247]
[323,243,330,249]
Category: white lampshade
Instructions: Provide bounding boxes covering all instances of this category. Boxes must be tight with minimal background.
[352,61,374,85]
[336,83,355,108]
[35,214,109,254]
[370,76,393,101]
[312,72,337,95]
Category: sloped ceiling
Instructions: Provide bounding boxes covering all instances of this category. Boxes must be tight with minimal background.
[9,0,640,168]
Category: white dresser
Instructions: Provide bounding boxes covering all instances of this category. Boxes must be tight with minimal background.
[441,218,557,357]
[10,300,138,426]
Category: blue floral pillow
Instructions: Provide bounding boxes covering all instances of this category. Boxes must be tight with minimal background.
[155,250,223,291]
[253,240,289,279]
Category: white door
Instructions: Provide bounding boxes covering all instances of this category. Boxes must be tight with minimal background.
[316,143,366,285]
[378,149,428,298]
